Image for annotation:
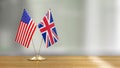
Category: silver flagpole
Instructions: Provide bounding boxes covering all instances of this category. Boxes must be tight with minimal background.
[28,39,38,61]
[38,39,43,55]
[37,39,46,60]
[32,39,37,57]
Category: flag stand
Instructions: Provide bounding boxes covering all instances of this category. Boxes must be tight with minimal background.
[28,39,46,61]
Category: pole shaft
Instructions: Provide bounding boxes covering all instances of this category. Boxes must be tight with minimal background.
[32,39,37,57]
[38,39,43,56]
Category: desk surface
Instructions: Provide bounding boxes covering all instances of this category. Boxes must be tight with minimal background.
[0,56,119,68]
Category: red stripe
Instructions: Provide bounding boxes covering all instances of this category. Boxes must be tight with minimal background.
[26,23,36,47]
[19,23,26,45]
[17,22,24,44]
[20,22,25,45]
[19,23,25,45]
[23,20,33,46]
[15,23,21,41]
[21,23,28,46]
[15,21,22,42]
[24,21,35,47]
[27,25,36,48]
[16,22,22,43]
[24,21,34,47]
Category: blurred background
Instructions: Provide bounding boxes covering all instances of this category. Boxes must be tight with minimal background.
[0,0,120,56]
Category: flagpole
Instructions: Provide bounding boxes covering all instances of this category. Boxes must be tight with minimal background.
[38,39,43,56]
[28,39,38,61]
[32,39,37,57]
[36,38,46,60]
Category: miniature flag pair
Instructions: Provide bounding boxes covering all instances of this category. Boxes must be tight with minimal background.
[15,9,58,48]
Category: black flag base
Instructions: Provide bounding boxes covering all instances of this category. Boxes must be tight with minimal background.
[28,56,46,61]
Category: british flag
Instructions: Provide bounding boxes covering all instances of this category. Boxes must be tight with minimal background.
[38,10,58,48]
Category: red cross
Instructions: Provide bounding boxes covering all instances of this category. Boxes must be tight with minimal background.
[40,17,55,45]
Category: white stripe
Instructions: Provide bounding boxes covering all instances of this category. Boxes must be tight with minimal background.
[89,56,114,68]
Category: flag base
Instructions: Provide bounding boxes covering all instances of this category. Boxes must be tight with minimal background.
[28,56,46,61]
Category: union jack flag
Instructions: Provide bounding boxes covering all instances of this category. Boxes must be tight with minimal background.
[38,10,58,48]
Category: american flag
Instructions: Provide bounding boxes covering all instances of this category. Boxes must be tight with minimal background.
[38,10,58,48]
[15,9,36,48]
